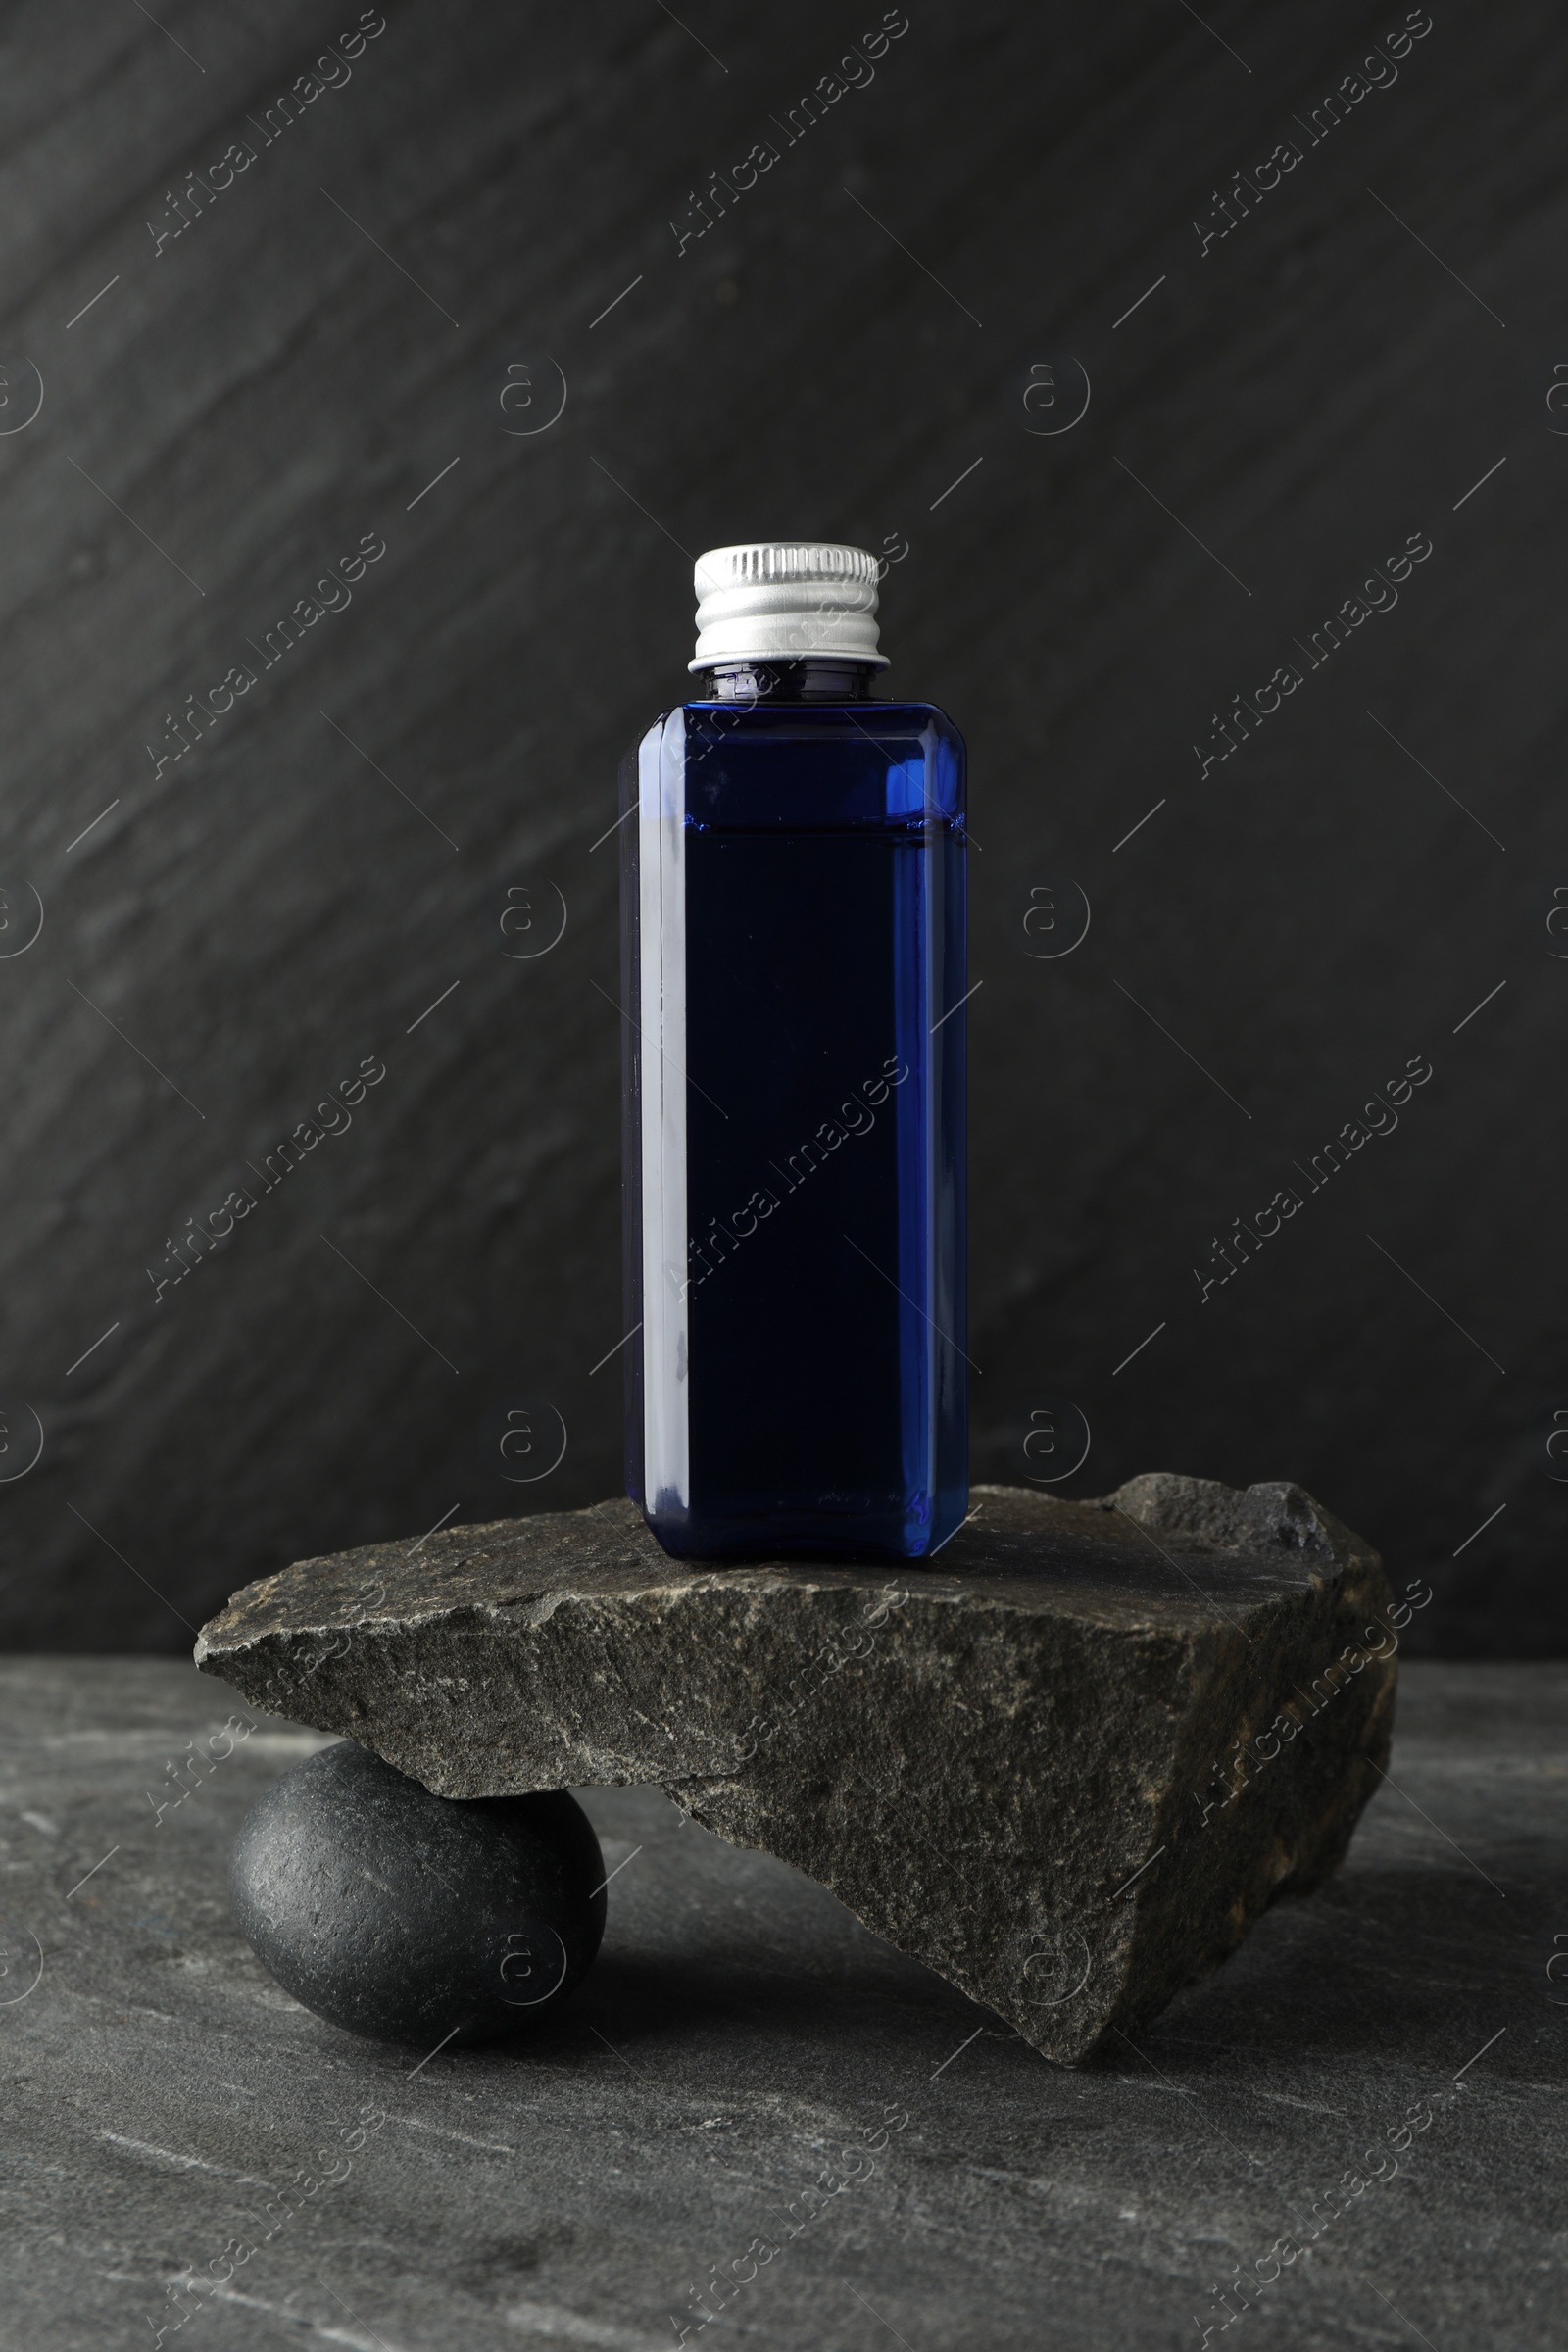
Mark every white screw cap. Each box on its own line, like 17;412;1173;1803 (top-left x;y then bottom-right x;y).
690;542;888;673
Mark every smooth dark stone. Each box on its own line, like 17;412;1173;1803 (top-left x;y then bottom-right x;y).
227;1740;606;2047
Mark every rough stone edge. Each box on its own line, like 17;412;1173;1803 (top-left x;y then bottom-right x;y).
1101;1484;1397;2051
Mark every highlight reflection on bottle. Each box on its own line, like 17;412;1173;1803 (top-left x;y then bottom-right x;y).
619;541;967;1560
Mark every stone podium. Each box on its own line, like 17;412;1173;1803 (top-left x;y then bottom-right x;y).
196;1472;1402;2061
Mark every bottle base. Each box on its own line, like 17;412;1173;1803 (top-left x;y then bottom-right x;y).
637;1492;968;1565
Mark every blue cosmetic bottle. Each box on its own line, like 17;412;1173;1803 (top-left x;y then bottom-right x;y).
619;542;966;1560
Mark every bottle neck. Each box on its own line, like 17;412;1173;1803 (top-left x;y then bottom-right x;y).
695;659;884;703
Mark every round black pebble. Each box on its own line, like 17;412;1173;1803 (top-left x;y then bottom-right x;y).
229;1741;607;2047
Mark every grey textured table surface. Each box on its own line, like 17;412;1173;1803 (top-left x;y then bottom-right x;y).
0;1659;1560;2351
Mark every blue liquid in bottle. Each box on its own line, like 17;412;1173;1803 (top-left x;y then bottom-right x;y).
620;544;966;1560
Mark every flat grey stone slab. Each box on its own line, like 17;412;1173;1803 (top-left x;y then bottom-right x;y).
197;1477;1399;2062
0;1656;1559;2350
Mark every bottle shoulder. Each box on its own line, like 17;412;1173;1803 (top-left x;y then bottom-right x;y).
625;700;964;828
631;700;964;759
680;697;963;743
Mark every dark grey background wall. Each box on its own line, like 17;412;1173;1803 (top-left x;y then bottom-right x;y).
0;0;1559;1655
